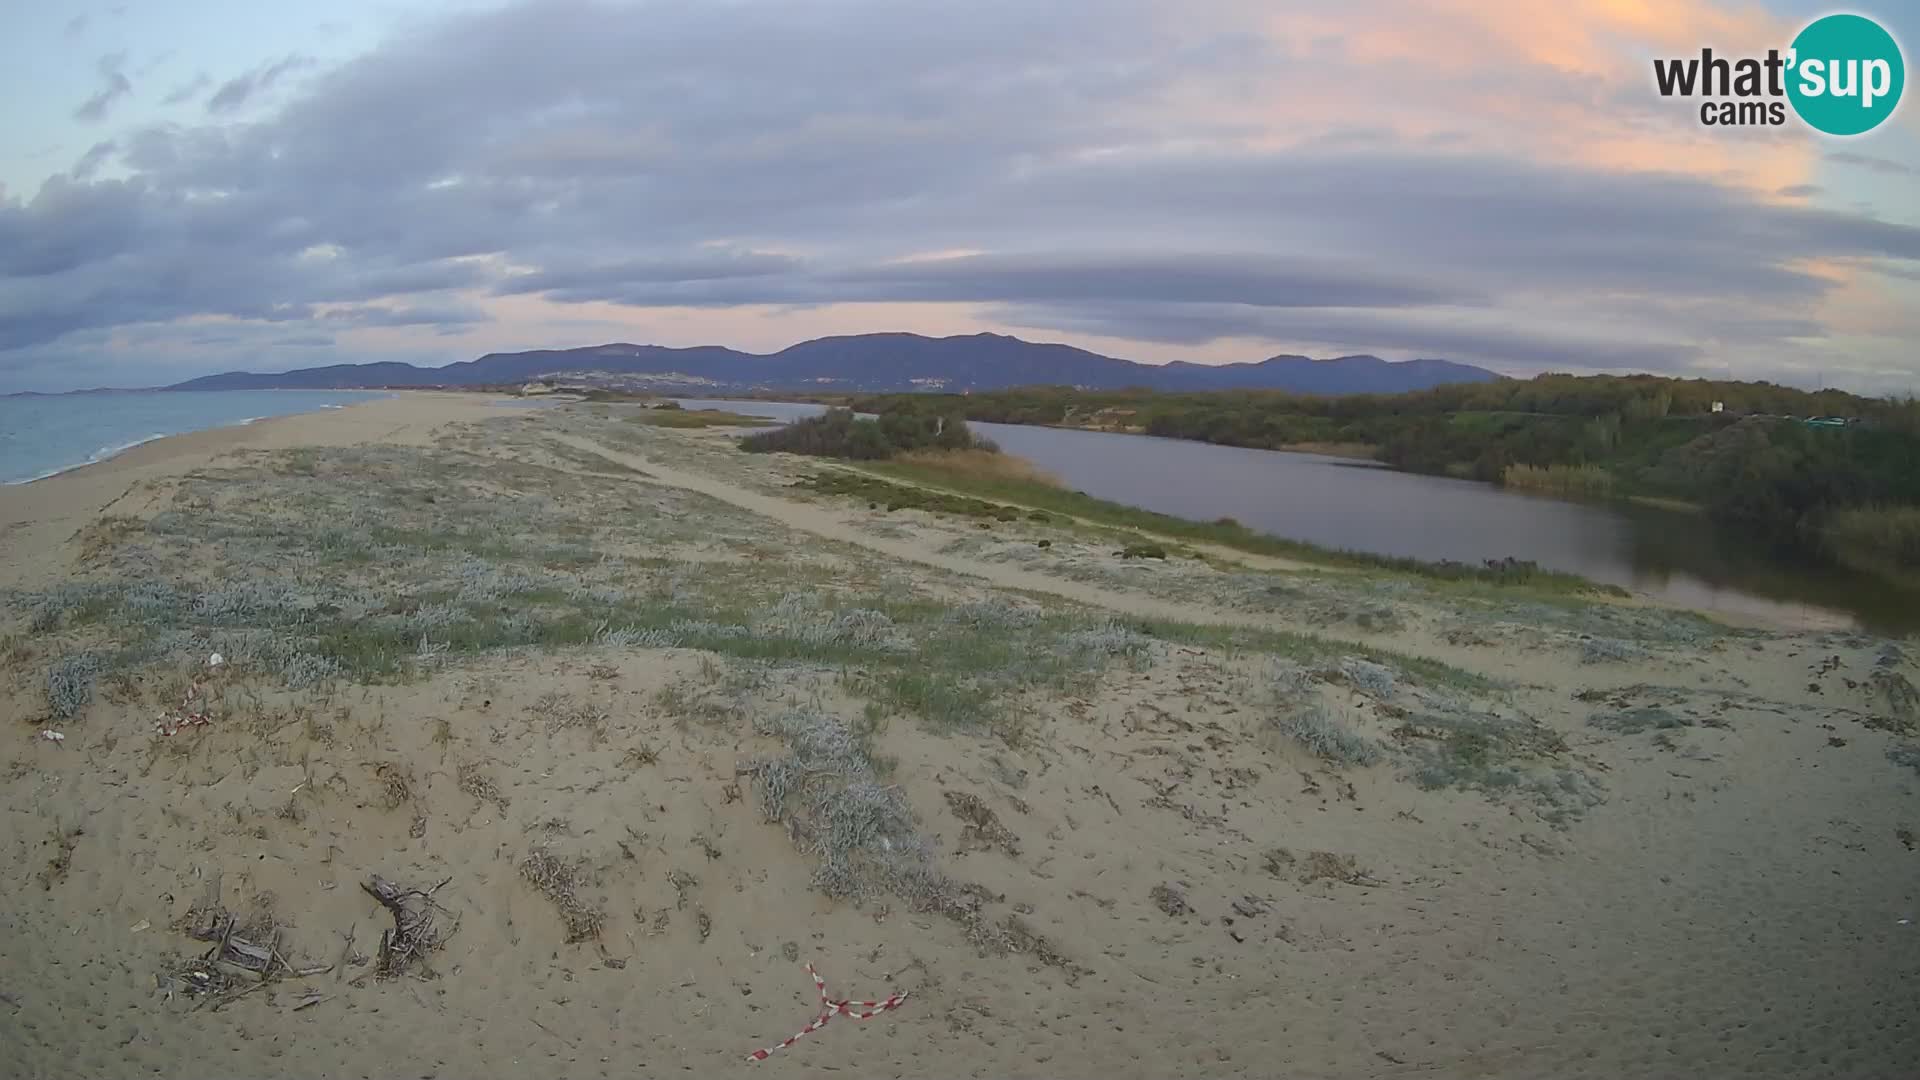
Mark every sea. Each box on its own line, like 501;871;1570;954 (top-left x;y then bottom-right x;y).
0;390;388;485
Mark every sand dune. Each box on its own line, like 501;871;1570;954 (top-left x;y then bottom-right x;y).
2;394;1915;1079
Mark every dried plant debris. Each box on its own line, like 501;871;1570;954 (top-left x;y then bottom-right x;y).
456;761;509;813
532;692;609;739
374;762;415;810
37;826;84;890
1869;670;1919;732
1230;895;1274;918
521;848;607;942
1265;847;1384;888
668;868;699;910
944;791;1020;856
1151;881;1194;917
361;874;456;978
165;890;342;1005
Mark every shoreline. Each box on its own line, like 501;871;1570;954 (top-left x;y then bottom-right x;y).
1;389;394;488
0;392;515;590
7;431;175;487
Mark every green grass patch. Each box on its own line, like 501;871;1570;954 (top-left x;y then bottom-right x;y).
629;408;779;429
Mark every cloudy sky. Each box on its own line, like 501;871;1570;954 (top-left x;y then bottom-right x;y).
3;0;1918;393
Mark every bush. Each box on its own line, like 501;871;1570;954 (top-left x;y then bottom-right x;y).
740;407;990;460
1119;543;1168;560
1824;505;1920;579
1271;704;1381;766
46;652;104;719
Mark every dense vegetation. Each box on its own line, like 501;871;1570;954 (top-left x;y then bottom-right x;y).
850;377;1920;577
740;406;989;459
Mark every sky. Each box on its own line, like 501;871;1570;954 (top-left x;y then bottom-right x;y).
2;0;1918;394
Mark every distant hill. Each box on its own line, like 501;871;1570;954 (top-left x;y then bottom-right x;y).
166;332;1500;395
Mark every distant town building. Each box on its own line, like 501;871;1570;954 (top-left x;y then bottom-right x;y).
1711;401;1724;413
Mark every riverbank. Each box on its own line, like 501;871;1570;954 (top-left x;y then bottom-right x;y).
3;396;1916;1078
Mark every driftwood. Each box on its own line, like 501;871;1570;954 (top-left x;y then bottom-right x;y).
360;875;454;979
172;898;342;1009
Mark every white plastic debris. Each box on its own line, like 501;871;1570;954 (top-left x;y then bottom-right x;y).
39;730;65;742
207;652;225;668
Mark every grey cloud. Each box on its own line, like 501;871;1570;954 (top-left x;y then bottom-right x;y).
6;0;1920;389
70;140;117;181
1827;152;1918;177
498;251;1475;311
1872;264;1920;284
929;152;1920;300
996;300;1706;372
317;301;492;328
65;14;90;39
1778;184;1821;198
830;253;1477;308
208;54;315;113
342;261;498;297
138;51;179;77
494;253;806;297
162;72;212;106
73;52;131;123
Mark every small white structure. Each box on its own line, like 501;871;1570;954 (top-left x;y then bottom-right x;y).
1711;401;1724;413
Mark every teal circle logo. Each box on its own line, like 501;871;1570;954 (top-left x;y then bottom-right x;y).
1787;14;1905;136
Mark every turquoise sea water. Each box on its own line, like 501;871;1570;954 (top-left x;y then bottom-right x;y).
0;390;386;485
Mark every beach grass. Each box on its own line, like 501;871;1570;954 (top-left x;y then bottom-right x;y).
628;408;778;429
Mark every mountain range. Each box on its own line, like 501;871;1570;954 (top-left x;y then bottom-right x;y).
165;333;1500;395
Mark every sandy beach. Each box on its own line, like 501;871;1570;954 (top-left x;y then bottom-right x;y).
2;392;1915;1079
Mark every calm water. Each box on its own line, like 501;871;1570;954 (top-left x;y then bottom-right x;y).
689;400;1920;633
0;390;387;485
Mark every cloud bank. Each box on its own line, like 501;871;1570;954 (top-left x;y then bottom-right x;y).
5;0;1919;392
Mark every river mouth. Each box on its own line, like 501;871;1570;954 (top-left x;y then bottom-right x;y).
673;399;1920;635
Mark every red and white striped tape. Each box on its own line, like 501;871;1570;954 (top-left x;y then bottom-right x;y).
154;677;213;737
745;963;908;1063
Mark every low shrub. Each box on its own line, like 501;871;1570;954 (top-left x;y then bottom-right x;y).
1271;704;1382;766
